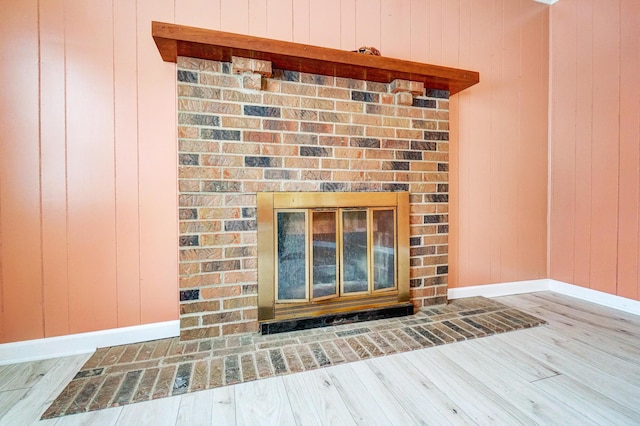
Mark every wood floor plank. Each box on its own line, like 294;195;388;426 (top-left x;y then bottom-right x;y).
367;354;476;424
435;342;601;425
520;305;640;364
496;330;640;414
210;386;236;425
531;291;640;326
0;354;91;425
532;373;640;425
282;368;356;426
529;325;640;377
53;406;122;426
234;377;296;426
404;347;537;425
326;361;418;426
468;332;560;382
0;358;59;392
115;394;181;425
176;388;213;426
0;388;28;419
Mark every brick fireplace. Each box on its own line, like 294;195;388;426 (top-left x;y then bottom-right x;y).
152;22;479;341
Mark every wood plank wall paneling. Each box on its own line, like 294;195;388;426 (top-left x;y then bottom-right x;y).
0;0;43;343
617;0;640;301
65;0;118;333
136;0;178;325
40;0;69;337
0;0;552;344
549;0;640;300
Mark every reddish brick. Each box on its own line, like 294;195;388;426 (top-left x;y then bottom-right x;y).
222;321;259;335
300;122;334;133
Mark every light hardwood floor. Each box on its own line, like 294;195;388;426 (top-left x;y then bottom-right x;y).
2;291;640;425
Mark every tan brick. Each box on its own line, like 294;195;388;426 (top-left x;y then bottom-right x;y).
397;106;423;118
284;157;320;169
252;59;272;77
179;247;223;262
179;273;222;289
221;321;259;335
319;111;350;123
282;108;319;121
438;100;450;110
222;168;263;180
178;56;220;72
335;77;365;90
317;87;350;100
180;300;220;314
350;159;382;170
395;129;423;139
200;74;241;88
365;171;394;181
243;73;262;90
381;94;394;104
300;122;334;133
179;166;223;179
244;130;282;142
378;139;407;150
180;221;222;233
178;126;199;139
422;255;448;266
244;181;282;192
200;101;242;115
333;171;364;181
181;327;220;340
334;147;364;159
180;262;200;275
202;311;242;325
334;125;364;136
222;90;262;103
301;98;335;110
224;270;257;283
364;149;394;159
180;316;199;328
262;120;298;131
336;101;364;112
179;180;200;192
390;79;424;95
366;127;395;138
281;82;316;96
263;93;300;107
223;296;258;310
321;159;350;169
221;116;261;129
352;114;382;126
201;285;242;299
179;140;220;153
263;79;281;92
261;144;298;156
283;182;320;191
243;309;258;321
200;233;241;246
224;193;256;206
231;56;252;73
198;207;240;219
200;154;243;167
221;142;260;155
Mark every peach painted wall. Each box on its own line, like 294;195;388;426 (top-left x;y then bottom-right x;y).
0;0;550;344
549;0;640;301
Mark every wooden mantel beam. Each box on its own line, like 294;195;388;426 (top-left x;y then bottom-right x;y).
152;21;479;95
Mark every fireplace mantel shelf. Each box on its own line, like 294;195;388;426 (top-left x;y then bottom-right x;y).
152;21;479;95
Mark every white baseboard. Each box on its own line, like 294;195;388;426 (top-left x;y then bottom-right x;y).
0;320;179;366
548;279;640;317
449;278;640;318
447;279;550;299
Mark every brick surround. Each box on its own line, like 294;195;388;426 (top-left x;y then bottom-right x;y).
177;56;450;341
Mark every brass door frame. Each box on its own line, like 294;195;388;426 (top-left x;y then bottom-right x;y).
257;192;410;322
